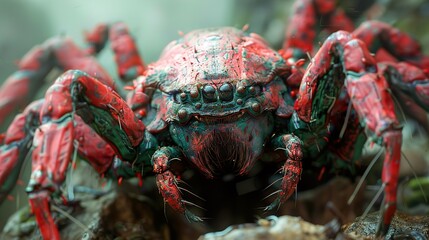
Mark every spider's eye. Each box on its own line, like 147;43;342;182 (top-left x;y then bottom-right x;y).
219;83;233;101
249;84;262;95
174;92;187;103
202;85;217;102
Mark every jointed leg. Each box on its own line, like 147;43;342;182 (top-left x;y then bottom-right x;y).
353;20;429;72
0;46;53;126
84;23;109;55
343;40;402;236
74;116;117;175
265;134;303;210
0;99;43;204
293;31;402;237
0;24;115;126
353;20;429;130
281;0;354;60
0;21;145;127
380;62;429;112
25;70;149;239
152;146;202;222
27;99;76;240
109;22;146;82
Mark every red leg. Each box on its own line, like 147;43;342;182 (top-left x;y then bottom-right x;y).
152;146;202;222
281;0;354;60
265;134;303;210
353;20;429;73
343;40;402;236
292;31;402;237
0;22;147;126
84;23;109;55
0;46;52;126
0;26;115;126
66;70;145;157
109;22;146;82
0;98;115;238
27;116;75;240
325;7;354;34
28;191;60;240
74;116;116;174
0;99;43;203
381;62;429;111
24;70;148;239
377;62;429;132
25;101;141;240
75;114;153;181
75;114;150;179
351;24;429;228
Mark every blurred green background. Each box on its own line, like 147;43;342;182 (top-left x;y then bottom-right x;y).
0;0;428;233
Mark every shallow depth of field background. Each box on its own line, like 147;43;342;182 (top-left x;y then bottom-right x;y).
0;0;428;232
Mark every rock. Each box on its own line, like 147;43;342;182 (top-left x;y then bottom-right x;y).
198;215;372;240
344;211;429;239
199;216;330;240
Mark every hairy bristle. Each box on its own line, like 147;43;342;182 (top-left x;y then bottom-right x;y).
193;130;253;177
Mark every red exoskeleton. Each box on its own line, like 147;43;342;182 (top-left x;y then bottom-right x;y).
1;0;429;239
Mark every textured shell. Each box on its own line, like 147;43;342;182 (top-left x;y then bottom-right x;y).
145;27;286;92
